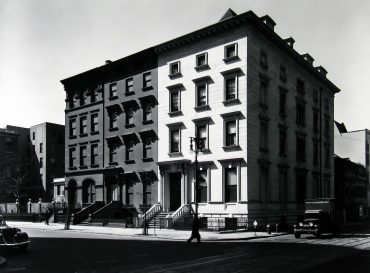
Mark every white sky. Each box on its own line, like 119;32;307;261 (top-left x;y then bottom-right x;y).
0;0;369;131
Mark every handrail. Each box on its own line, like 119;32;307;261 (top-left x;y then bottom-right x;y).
142;203;162;221
171;204;193;220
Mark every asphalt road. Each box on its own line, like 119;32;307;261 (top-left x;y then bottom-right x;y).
1;225;370;273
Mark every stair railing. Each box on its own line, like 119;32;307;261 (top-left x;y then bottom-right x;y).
142;203;162;222
171;204;193;223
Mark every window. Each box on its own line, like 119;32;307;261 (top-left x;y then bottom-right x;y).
225;77;237;101
126;78;134;94
197;168;207;203
260;51;268;68
169;61;180;76
296;102;305;126
90;89;98;103
39;143;43;153
143;138;152;159
143;72;152;89
225;120;237;146
40;157;43;168
279;92;286;116
313;110;319;133
109;146;117;164
69;147;76;168
80;92;87;106
91;144;98;166
170;128;180;153
313;89;318;102
143;181;151;205
279;129;286;156
69;94;77;108
225;167;237;203
125;108;134;126
109;112;118;129
224;43;238;59
196;83;208;107
196;124;208;150
69;119;76;137
109;83;117;98
126;182;133;205
296;135;306;162
297;78;305;94
280;65;286;81
260;78;268;108
260;121;268;152
83;181;95;204
32;132;35;140
313;140;319;165
143;104;152;122
196;53;208;68
80;146;87;167
170;89;180;113
125;140;134;161
91;113;99;133
80;116;87;135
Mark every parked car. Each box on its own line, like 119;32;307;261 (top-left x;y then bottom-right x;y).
0;216;30;250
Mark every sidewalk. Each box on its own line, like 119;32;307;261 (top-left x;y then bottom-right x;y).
6;221;287;242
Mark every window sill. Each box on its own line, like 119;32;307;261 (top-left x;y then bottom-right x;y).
79;166;88;170
194;64;210;72
108;162;118;166
90;131;100;135
79;133;88;137
223;98;240;106
69;135;77;139
68;167;78;171
109;96;119;101
194;105;210;112
109;127;119;132
142;120;153;125
223;56;240;63
168;72;182;79
222;145;241;151
168;152;183;158
142;86;153;92
142;157;154;162
125;91;135;96
125;160;135;164
90;164;99;168
168;111;183;117
125;124;135;129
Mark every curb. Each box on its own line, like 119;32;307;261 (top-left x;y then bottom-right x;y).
0;256;7;268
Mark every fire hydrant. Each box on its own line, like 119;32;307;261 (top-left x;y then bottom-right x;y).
266;224;271;234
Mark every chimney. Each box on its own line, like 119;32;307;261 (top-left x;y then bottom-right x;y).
284;37;295;48
105;60;112;65
260;15;276;31
315;66;328;77
301;53;314;65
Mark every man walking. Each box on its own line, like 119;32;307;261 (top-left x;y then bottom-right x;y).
187;215;201;244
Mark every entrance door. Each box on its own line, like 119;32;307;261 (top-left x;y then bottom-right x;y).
169;172;181;211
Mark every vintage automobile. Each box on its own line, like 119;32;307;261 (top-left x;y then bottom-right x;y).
294;210;340;238
0;216;30;250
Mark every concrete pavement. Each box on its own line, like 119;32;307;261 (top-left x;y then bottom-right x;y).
6;221;286;241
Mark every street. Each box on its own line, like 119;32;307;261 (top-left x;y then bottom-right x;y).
0;224;369;273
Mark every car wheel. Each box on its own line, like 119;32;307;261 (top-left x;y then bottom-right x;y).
294;233;301;238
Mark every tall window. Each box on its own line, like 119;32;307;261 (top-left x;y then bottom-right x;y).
170;90;180;112
40;157;43;168
109;146;117;163
126;182;133;205
170;128;180;153
279;129;286;156
280;65;286;81
313;140;319;165
196;124;208;150
296;102;305;126
296;135;306;162
69;147;76;168
225;167;237;203
224;43;237;59
169;61;180;76
125;140;134;161
196;83;207;107
80;146;87;167
260;79;268;108
197;169;207;203
143;138;152;159
279;92;286;116
109;83;117;98
260;121;268;151
32;132;35;140
91;144;98;166
143;181;151;205
125;108;134;126
196;53;207;67
109;112;118;129
225;120;237;146
91;113;99;133
126;78;134;94
69;119;76;137
297;78;305;94
143;72;152;88
143;104;152;122
80;92;87;106
260;50;268;68
225;77;236;101
80;116;87;134
40;143;43;153
90;89;98;103
313;110;319;132
83;181;95;204
69;94;76;108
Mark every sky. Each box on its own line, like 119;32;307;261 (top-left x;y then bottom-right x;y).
0;0;369;131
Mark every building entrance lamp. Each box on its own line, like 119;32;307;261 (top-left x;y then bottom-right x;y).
253;220;258;236
189;136;206;218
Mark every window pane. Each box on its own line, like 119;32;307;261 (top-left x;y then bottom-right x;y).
170;92;179;112
197;85;207;106
171;130;180;152
225;78;236;100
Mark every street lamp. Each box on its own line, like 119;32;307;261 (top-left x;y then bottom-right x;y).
253;220;258;236
189;136;206;218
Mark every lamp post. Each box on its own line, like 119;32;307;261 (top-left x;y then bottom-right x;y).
189;136;206;218
253;220;258;236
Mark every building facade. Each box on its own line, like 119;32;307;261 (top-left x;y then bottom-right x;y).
61;49;158;214
30;122;65;201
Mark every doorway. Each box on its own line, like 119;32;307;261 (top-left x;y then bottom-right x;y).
169;172;181;211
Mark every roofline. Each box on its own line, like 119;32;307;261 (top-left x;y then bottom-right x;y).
30;122;65;128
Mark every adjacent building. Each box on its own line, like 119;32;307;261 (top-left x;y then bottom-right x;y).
61;9;340;226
